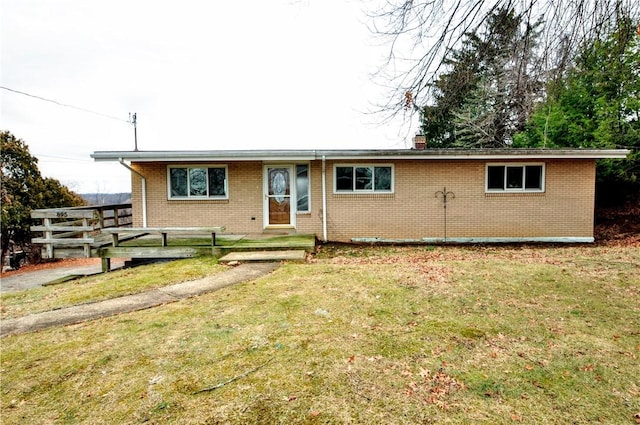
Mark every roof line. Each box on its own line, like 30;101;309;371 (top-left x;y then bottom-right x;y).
91;148;630;162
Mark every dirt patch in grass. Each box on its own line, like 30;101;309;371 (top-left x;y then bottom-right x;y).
1;245;639;424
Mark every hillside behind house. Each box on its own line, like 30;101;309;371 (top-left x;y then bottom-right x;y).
80;193;131;205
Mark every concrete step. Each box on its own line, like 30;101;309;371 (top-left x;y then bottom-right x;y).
218;249;307;263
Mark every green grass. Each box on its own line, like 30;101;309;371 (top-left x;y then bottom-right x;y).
1;244;639;424
0;257;225;319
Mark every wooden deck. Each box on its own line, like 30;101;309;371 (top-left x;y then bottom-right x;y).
30;204;316;272
101;226;225;248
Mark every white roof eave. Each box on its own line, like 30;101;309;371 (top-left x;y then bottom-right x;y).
90;148;631;162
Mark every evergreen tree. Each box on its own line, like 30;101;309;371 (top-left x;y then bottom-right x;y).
514;16;639;184
370;0;638;118
420;8;543;147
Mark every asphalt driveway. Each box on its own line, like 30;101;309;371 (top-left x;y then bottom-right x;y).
0;259;126;293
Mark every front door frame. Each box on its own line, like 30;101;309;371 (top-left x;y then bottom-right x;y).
263;164;296;229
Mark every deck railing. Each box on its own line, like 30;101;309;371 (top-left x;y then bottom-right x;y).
30;203;132;258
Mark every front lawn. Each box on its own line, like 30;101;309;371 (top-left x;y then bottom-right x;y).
1;244;638;424
0;257;225;319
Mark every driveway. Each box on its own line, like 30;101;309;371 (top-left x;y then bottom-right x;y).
0;259;126;293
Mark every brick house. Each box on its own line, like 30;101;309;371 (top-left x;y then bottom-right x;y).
91;144;628;243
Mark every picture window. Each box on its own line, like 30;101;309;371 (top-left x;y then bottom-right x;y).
335;165;393;193
168;166;228;199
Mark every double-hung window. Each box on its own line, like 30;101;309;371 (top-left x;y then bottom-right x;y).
335;165;393;193
168;166;228;199
486;164;544;192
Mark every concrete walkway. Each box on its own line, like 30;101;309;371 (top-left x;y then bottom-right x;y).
1;262;278;338
218;249;307;263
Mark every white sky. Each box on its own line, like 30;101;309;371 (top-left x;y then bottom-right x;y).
1;0;418;194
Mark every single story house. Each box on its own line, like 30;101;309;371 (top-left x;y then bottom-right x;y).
91;141;629;243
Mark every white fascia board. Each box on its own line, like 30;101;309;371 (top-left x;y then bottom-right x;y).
91;149;630;162
321;150;630;160
91;151;317;162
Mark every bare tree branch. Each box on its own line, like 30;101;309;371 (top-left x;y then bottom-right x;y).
367;0;640;120
193;357;274;394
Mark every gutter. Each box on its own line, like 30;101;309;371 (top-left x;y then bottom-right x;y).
118;159;147;227
91;148;631;162
321;155;327;242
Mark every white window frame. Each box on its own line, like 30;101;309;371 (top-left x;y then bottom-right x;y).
333;164;395;193
485;163;545;193
167;164;229;200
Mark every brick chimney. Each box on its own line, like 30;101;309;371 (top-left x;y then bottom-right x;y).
413;133;427;150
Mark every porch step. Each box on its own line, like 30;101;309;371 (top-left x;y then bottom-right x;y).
218;249;307;263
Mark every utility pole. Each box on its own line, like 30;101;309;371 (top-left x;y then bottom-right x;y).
130;112;138;151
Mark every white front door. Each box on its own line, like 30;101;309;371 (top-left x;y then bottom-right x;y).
264;165;295;227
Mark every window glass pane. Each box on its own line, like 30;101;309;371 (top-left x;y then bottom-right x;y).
487;166;505;190
269;168;290;198
296;164;309;211
506;166;523;189
170;168;188;197
208;167;226;196
374;167;392;191
189;168;207;196
336;167;353;191
525;165;543;190
355;167;373;190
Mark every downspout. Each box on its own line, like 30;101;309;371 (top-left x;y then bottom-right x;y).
118;158;147;227
321;155;327;242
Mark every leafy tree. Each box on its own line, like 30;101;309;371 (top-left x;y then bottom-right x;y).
1;131;85;266
514;16;639;186
420;7;543;147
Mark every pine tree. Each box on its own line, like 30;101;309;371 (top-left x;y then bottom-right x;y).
420;7;543;147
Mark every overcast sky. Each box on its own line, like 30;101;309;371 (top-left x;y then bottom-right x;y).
1;0;418;194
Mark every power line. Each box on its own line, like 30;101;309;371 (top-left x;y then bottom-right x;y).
1;86;129;123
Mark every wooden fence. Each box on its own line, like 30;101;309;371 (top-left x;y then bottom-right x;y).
30;204;132;258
